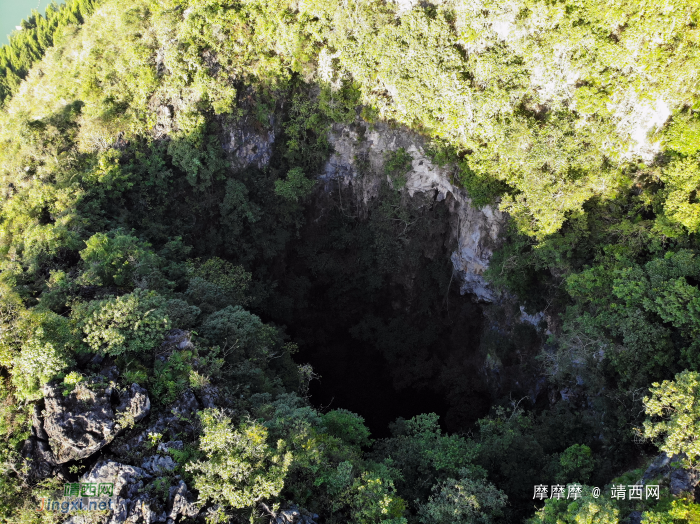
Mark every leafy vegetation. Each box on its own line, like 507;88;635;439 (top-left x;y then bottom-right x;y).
0;0;99;106
0;0;699;523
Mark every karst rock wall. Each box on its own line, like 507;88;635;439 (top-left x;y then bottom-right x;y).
320;120;506;302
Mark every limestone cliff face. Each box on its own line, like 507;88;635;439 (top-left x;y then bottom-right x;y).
320;120;507;302
217;113;507;301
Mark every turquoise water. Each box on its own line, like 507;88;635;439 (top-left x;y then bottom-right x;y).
1;0;64;44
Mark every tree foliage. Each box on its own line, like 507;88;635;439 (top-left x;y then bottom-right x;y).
642;370;700;468
186;408;292;511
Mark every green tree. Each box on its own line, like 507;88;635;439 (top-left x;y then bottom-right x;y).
559;445;595;485
274;167;316;202
11;310;75;401
343;471;407;524
418;471;507;524
185;408;292;512
73;288;170;356
642;370;700;468
373;413;481;508
199;305;279;361
79;230;169;290
529;491;619;524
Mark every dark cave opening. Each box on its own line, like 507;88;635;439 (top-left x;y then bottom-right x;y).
274;184;494;438
296;329;451;439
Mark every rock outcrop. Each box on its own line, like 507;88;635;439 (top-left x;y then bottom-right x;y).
65;459;200;524
222;116;276;171
22;374;150;478
640;453;700;498
263;503;319;524
44;381;150;464
321;120;506;302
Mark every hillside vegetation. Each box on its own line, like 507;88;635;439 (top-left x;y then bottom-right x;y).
1;0;700;523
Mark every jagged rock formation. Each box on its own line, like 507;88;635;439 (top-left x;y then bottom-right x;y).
219;112;507;302
44;380;150;464
640;453;700;497
63;460;200;524
263;504;319;524
321;120;507;302
22;373;150;480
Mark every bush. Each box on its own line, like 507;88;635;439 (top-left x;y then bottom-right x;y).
165;299;201;329
199;305;279;360
11;310;75;401
418;471;507;524
185;409;292;512
274;167;316;202
73;288;170;356
79;230;170;290
322;409;372;449
642;370;700;468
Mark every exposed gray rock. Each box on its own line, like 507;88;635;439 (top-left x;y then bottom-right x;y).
79;460;184;524
83;460;152;502
642;453;677;483
222;117;275;170
161;329;194;352
168;480;199;521
156;330;194;364
640;452;700;497
21;404;58;480
321;120;507;302
671;466;700;496
265;504;318;524
115;384;151;425
197;384;220;408
63;516;96;524
628;511;643;524
41;380;149;464
111;390;200;461
126;494;163;524
157;440;184;454
142;454;177;474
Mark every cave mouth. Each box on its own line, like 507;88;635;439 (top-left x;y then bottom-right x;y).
293;285;484;439
271;183;491;437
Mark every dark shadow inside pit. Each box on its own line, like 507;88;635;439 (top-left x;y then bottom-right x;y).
272;182;492;437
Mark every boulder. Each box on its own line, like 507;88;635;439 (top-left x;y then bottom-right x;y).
21;404;58;480
79;461;200;524
628;511;643;524
83;460;152;502
641;452;677;483
168;480;199;522
82;460;164;524
111;390;200;462
640;452;700;498
671;467;700;496
157;440;184;454
265;504;318;524
41;380;149;464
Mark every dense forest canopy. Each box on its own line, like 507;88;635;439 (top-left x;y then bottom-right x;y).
0;0;700;523
0;0;99;105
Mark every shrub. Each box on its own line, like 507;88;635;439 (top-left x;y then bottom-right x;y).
11;310;75;401
418;471;507;524
322;409;372;448
79;230;170;290
74;288;170;356
642;370;700;468
199;305;279;360
274;167;316;202
185;409;292;511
